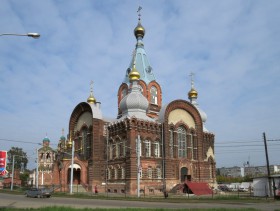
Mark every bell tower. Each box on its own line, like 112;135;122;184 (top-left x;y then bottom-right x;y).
117;7;162;119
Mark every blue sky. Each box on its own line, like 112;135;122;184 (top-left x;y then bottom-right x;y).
0;0;279;169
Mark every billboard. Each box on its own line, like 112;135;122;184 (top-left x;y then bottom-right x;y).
0;151;8;176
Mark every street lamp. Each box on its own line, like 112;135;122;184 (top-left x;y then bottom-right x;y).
0;33;40;39
70;140;74;194
136;135;141;198
36;148;39;189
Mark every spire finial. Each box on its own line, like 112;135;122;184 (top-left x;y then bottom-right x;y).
87;80;96;104
137;6;142;21
188;72;198;100
62;128;64;136
134;6;145;39
90;80;94;94
189;72;195;88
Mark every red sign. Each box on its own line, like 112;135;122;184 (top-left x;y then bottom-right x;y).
0;151;8;176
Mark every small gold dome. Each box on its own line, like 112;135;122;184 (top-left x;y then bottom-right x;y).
134;22;145;38
87;94;96;104
129;66;140;81
188;88;198;99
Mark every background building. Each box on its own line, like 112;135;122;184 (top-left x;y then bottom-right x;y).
218;165;280;178
37;136;56;186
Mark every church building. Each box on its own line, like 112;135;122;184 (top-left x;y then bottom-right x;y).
52;12;216;195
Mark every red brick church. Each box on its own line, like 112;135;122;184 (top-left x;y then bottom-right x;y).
50;12;216;195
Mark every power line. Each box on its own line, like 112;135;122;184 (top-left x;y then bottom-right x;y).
0;138;41;145
267;139;280;142
0;138;57;146
216;143;280;148
216;140;262;144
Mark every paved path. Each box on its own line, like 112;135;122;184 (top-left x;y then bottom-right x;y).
0;193;279;210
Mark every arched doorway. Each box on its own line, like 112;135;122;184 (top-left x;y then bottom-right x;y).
67;164;81;184
181;167;190;182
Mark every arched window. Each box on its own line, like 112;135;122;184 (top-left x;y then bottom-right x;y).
169;130;174;158
177;127;187;158
150;86;158;104
82;127;88;156
147;166;152;179
154;141;160;157
143;140;151;157
187;133;193;160
156;167;162;179
107;168;111;180
121;167;125;179
115;143;120;158
193;134;198;160
122;140;127;157
114;167;118;179
109;144;113;160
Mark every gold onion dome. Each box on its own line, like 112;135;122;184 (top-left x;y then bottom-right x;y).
129;66;140;81
134;21;145;38
188;88;198;99
87;81;96;104
87;94;96;104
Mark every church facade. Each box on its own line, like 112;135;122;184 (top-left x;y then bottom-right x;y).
51;15;216;195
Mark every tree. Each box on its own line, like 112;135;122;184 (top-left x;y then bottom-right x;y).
7;147;28;171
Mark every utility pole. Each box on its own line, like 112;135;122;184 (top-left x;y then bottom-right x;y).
263;132;275;198
106;125;109;197
11;155;15;190
161;123;166;197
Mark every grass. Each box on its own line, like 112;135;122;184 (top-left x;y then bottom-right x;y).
0;207;260;211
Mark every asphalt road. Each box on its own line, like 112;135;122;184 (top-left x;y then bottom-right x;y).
0;192;279;210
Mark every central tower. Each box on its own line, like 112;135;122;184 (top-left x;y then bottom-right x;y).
117;8;162;119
